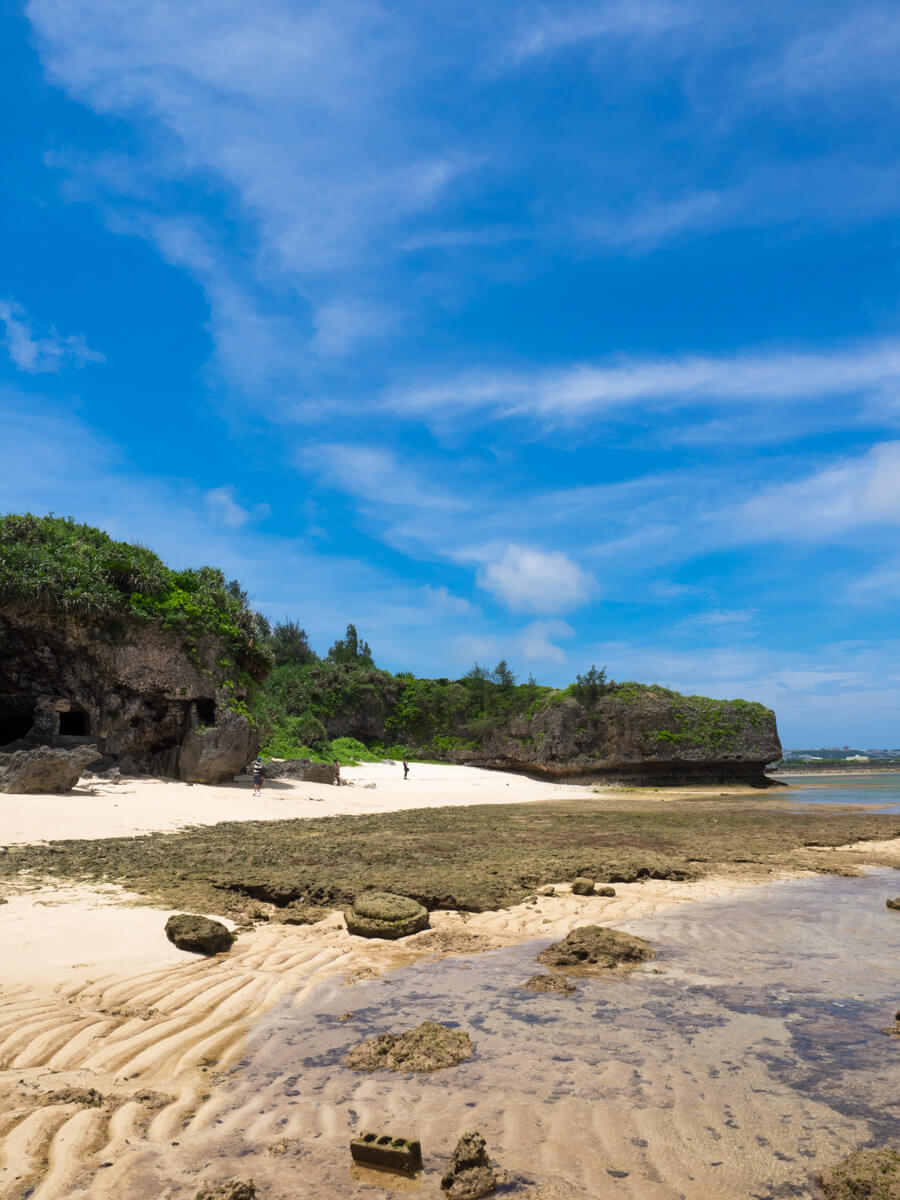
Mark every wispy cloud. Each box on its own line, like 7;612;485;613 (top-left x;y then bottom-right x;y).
0;300;104;374
387;339;900;427
519;618;575;663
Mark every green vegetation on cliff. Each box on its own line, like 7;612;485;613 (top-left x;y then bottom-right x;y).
0;514;271;679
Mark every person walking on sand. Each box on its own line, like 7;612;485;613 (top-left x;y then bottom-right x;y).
334;758;341;786
402;757;409;780
252;757;264;795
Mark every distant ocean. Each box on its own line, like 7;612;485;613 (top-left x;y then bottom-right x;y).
780;771;900;814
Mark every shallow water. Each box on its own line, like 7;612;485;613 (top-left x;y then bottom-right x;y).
781;772;900;813
151;868;900;1200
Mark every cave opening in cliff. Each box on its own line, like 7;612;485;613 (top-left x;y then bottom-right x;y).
195;698;217;726
0;699;34;745
59;709;90;736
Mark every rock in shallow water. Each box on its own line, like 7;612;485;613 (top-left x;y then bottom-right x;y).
441;1132;498;1199
165;914;234;955
346;1020;473;1072
886;897;900;911
536;925;654;971
818;1146;900;1200
571;877;595;895
523;974;576;995
344;891;430;939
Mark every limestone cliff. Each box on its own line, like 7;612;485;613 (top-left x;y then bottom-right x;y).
0;608;259;783
454;683;781;785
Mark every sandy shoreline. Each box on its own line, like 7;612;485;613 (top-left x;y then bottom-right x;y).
0;764;897;1198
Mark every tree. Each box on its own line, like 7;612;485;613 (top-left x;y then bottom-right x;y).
570;665;610;705
492;659;516;689
327;622;374;666
270;619;317;668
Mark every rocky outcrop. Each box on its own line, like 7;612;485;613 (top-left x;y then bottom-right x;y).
0;608;260;783
817;1147;900;1200
344;892;430;939
454;684;782;786
164;914;235;955
0;744;101;793
536;925;654;971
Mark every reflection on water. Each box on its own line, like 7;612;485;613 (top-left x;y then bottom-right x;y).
171;869;900;1200
780;772;900;813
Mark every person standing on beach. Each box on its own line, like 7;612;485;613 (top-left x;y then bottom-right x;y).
334;758;341;786
252;758;264;794
402;757;409;780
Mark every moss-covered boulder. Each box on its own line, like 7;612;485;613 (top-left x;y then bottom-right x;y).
346;1021;473;1072
571;877;595;895
536;925;654;972
818;1147;900;1200
344;891;429;939
165;913;234;955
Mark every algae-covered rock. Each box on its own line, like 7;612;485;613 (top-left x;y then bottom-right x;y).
818;1147;900;1200
346;1020;473;1072
571;877;595;896
523;974;576;996
278;903;331;926
165;913;234;955
344;891;429;939
886;898;900;911
596;886;616;897
441;1132;497;1199
195;1181;256;1200
536;925;654;972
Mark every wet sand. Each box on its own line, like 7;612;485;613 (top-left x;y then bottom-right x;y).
10;868;892;1200
0;765;898;1198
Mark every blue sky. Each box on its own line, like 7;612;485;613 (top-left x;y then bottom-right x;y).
3;0;900;746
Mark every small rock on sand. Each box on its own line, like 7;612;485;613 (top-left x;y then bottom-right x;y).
571;877;595;896
165;914;234;955
536;925;654;972
818;1146;900;1200
344;892;430;939
346;1020;473;1072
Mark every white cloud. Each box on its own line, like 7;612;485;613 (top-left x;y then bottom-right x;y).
519;619;574;663
472;543;596;614
0;300;104;374
204;485;258;529
388;339;900;425
741;441;900;539
507;0;692;62
678;608;757;630
298;442;467;514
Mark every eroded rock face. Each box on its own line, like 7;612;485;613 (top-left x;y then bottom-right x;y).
536;925;654;972
0;609;260;782
346;1021;473;1073
344;892;430;939
165;914;234;955
818;1147;900;1200
454;687;782;786
0;744;101;793
441;1132;498;1200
